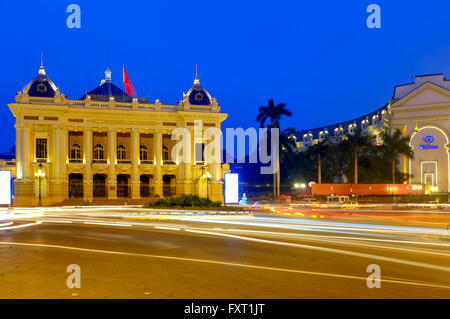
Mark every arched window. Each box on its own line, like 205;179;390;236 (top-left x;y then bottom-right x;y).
70;144;81;159
140;145;148;161
93;144;104;160
117;145;126;160
163;146;169;161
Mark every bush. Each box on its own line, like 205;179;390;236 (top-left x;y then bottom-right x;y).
144;194;223;208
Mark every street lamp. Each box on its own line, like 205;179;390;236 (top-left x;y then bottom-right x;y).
201;167;212;200
35;163;45;206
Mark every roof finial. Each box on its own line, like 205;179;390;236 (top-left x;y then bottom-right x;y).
39;52;46;76
194;64;200;86
104;67;112;83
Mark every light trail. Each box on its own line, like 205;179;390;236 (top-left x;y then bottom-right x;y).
0;221;42;230
0;240;449;290
184;229;450;273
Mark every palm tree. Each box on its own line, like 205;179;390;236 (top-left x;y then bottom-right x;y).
256;99;292;197
256;99;292;128
342;128;374;184
308;139;330;184
382;129;414;183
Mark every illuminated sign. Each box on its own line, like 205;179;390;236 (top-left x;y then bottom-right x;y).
420;144;438;150
0;171;11;205
224;173;239;204
420;135;438;150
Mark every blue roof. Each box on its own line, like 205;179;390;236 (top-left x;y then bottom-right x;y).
81;82;132;102
27;74;56;97
187;83;211;105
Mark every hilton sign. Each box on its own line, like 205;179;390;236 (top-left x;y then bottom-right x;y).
420;135;438;150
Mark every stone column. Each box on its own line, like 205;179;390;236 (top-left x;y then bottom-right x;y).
22;125;31;181
52;125;61;180
131;129;141;199
60;128;68;199
84;127;93;202
154;130;163;197
15;124;23;180
108;128;117;199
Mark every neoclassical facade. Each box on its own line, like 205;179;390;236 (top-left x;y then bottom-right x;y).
295;74;450;194
8;64;229;206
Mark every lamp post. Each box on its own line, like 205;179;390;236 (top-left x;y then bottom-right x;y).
201;166;212;200
34;163;45;206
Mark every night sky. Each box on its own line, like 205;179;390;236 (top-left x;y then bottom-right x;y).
1;0;450;153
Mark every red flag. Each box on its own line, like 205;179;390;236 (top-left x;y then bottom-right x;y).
123;65;137;97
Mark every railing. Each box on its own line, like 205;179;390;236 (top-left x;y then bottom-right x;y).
140;160;154;165
163;185;177;197
69;159;83;164
140;185;155;198
117;160;132;164
93;159;107;164
117;185;132;198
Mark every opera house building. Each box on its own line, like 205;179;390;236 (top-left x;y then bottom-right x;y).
7;63;229;206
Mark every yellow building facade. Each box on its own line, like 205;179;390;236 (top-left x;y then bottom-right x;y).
8;64;229;206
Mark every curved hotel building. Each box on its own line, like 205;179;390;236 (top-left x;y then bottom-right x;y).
295;74;450;195
8;64;229;206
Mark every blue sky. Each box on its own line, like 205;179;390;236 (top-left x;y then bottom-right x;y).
1;0;450;153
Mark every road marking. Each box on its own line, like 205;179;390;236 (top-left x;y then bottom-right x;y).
0;222;13;227
40;219;73;224
0;221;42;230
84;222;132;227
0;240;449;290
154;226;180;231
184;229;450;273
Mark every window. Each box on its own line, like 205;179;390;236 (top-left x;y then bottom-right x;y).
163;146;169;161
140;145;148;161
70;144;82;159
93;144;104;160
36;138;48;159
117;145;126;160
195;143;204;163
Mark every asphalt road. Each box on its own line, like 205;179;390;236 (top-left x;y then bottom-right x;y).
0;206;449;298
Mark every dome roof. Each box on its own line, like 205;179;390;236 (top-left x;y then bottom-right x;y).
185;77;212;105
80;67;132;102
25;65;57;97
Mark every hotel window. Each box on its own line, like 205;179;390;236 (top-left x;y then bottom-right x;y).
140;145;148;161
36;138;48;160
195;143;205;164
70;144;82;159
372;115;379;125
93;144;104;160
163;146;169;161
361;119;369;130
117;145;126;160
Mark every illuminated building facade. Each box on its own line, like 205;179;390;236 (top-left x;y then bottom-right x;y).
296;74;450;194
8;64;229;206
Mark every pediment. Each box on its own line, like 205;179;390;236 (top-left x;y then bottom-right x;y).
392;82;450;107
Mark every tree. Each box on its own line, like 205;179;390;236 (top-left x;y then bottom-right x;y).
256;99;292;128
342;128;374;184
256;99;292;197
381;129;414;183
307;139;330;184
